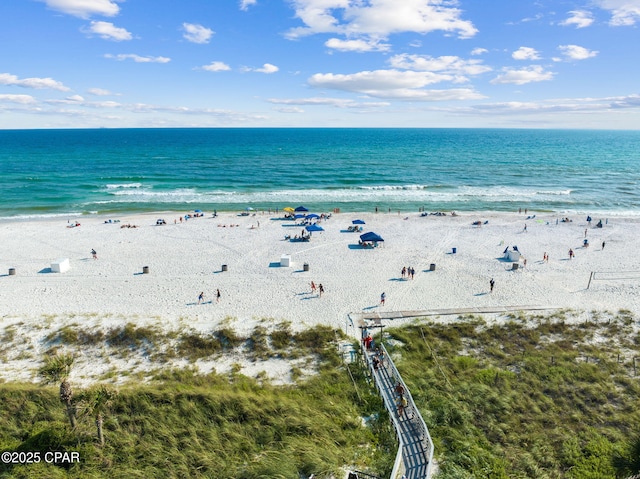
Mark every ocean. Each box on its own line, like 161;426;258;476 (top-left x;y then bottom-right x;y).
1;128;639;219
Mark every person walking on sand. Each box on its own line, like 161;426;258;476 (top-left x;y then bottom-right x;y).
401;266;406;279
198;292;204;304
216;289;221;303
311;281;317;294
91;248;97;260
602;241;606;250
489;278;495;293
318;283;324;297
380;292;386;306
569;248;574;259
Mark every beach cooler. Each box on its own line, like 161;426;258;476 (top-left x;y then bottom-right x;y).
51;258;70;273
280;254;291;267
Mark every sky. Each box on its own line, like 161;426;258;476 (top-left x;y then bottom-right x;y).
1;0;640;129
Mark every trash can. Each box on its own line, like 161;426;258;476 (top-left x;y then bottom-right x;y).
8;268;16;276
430;263;436;271
142;266;150;274
512;263;519;270
303;263;309;272
222;264;228;272
452;247;457;254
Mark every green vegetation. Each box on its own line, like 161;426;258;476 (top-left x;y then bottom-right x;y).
385;310;640;479
0;326;394;479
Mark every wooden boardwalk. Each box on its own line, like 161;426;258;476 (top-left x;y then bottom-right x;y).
363;344;434;479
356;306;558;479
353;305;555;324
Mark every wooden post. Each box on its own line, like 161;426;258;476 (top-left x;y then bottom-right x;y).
587;271;594;289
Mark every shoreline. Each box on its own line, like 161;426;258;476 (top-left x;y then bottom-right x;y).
3;207;640;223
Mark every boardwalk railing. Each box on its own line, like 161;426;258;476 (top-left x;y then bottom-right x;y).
361;342;434;479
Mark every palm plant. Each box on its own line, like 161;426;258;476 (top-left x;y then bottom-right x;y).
613;434;640;478
84;385;118;446
38;352;77;429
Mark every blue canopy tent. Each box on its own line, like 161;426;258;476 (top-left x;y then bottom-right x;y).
305;224;324;232
306;213;320;219
352;219;366;225
360;232;384;242
295;206;309;212
294;213;306;219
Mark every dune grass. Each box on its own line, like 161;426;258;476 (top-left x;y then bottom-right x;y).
0;325;394;479
385;310;640;479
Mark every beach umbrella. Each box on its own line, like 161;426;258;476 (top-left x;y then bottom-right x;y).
294;214;306;219
352;219;365;225
283;207;295;212
245;207;254;211
306;213;320;219
360;232;384;242
306;224;324;232
295;206;309;212
194;209;202;213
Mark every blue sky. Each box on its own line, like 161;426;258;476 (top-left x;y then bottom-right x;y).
1;0;639;129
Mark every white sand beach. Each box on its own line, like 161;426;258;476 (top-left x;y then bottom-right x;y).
1;210;640;383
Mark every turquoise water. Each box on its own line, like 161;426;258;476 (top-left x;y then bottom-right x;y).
1;128;639;218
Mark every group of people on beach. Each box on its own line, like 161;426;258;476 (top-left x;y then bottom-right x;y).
310;281;324;297
197;289;221;305
401;266;415;280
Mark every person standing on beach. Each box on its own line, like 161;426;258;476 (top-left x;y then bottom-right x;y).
198;292;204;304
401;267;406;279
380;292;386;305
489;278;495;293
318;283;324;297
91;249;97;260
602;241;606;250
216;289;221;303
311;281;317;294
569;248;574;259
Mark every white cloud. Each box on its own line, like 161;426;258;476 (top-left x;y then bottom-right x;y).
182;23;214;44
286;0;477;40
87;87;113;96
0;73;70;91
558;44;598;60
389;54;492;77
84;21;132;41
491;66;554;85
268;97;391;110
104;54;171;63
560;10;595;28
246;63;279;73
593;0;640;25
308;69;485;100
0;94;37;104
40;0;120;19
471;47;487;55
45;96;122;107
471;94;640;114
240;0;257;11
200;61;231;72
274;106;305;113
325;38;391;52
512;47;540;60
